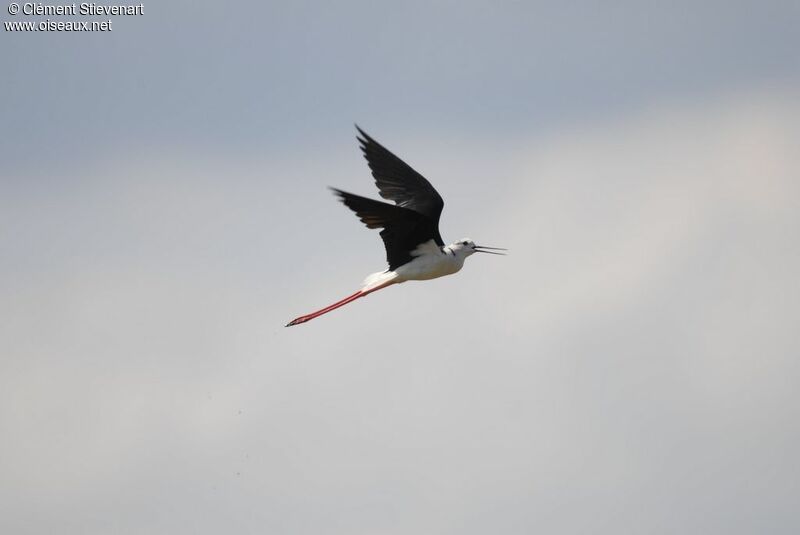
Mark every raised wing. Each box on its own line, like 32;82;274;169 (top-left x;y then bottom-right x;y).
356;126;445;226
331;188;441;270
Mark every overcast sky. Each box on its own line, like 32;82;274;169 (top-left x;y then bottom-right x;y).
2;2;799;534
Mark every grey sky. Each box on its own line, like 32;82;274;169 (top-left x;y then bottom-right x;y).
2;2;799;534
3;1;798;168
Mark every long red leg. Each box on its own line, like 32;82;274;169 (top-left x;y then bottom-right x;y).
285;281;396;327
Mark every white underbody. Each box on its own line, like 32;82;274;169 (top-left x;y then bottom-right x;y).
361;239;465;291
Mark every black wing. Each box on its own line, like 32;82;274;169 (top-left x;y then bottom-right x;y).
331;188;441;270
355;126;445;241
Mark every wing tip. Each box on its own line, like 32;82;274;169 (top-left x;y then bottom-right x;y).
354;124;374;151
328;186;346;199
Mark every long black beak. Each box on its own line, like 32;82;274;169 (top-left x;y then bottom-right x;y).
474;245;507;256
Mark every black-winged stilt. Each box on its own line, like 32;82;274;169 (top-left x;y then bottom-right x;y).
286;126;505;326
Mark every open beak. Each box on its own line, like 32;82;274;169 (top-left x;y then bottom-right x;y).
473;245;507;256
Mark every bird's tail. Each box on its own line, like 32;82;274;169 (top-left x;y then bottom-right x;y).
285;272;398;327
361;270;398;291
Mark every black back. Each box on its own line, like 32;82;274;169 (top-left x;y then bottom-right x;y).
332;188;442;270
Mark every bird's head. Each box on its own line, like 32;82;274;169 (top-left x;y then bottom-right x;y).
449;238;507;259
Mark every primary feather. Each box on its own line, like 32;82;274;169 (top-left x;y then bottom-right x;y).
355;126;445;245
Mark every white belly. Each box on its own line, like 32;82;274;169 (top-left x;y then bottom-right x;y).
394;242;464;282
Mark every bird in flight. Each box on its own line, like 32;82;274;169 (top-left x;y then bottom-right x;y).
286;126;505;326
